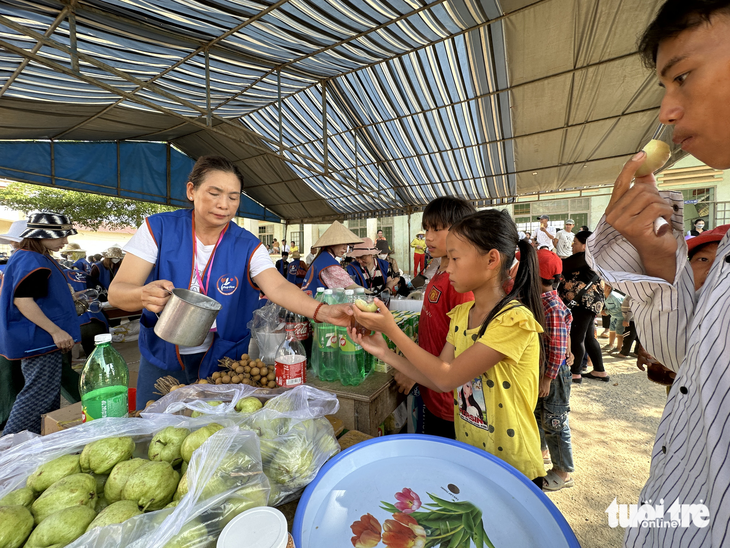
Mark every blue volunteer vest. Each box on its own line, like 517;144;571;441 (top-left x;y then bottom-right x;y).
0;250;80;359
301;251;340;295
346;258;390;289
286;259;303;285
139;210;261;378
92;262;115;290
63;268;109;328
73;257;92;274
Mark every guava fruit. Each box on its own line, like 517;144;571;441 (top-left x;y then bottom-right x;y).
180;424;224;463
148;427;189;466
86;500;142;532
636;139;671;177
0;487;35;509
191;401;223;418
354;298;378;312
0;505;34;548
25;505;96;548
104;458;148;503
122;461;179;511
31;473;96;524
235;397;263;414
80;437;135;475
27;454;81;494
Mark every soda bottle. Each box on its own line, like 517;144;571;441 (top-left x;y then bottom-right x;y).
339;289;366;386
308;288;325;378
79;333;129;421
317;289;340;382
354;288;374;376
274;313;307;387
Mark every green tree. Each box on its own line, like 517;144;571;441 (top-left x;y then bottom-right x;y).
0;182;178;231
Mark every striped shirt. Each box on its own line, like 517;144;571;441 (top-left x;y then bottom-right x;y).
586;191;730;547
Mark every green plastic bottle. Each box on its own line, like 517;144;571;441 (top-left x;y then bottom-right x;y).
79;333;129;421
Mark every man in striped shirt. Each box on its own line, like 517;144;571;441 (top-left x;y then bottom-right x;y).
585;2;730;546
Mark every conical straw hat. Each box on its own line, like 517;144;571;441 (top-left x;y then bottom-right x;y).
313;221;364;248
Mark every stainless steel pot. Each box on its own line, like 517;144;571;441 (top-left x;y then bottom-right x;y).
154;288;222;347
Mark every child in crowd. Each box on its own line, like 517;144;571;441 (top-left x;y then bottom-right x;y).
389;197;476;439
601;283;624;353
534;249;574;491
352;209;547;487
617;295;639;358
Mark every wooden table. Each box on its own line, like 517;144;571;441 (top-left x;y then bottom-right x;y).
308;372;406;437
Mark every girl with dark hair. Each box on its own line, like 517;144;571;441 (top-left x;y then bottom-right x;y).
351;209;547;486
109;156;352;409
0;212;80;434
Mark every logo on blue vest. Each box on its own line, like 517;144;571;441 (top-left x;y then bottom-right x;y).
216;275;239;296
65;270;86;284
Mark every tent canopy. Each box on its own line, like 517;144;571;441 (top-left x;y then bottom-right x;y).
0;0;681;223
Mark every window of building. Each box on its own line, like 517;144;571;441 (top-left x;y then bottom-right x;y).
377;216;393;246
513;203;531;216
346;218;368;238
258;224;274;247
288;224;304;251
682;188;714;232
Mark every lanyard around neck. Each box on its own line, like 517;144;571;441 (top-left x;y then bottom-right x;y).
192;213;227;296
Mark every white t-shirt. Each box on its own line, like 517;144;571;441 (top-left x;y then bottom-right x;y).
124;222;274;355
536;226;556;250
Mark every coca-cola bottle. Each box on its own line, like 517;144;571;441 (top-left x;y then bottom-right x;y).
294;313;310;342
274;312;307;387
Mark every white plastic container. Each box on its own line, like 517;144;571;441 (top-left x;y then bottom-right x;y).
218;507;293;548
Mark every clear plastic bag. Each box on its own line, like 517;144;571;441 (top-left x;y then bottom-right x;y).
247;301;287;363
0;415;270;548
143;384;341;505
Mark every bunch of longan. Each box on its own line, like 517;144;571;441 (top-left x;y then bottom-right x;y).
211;353;277;388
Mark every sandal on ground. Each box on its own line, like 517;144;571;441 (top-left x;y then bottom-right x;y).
571;376;582;384
582;371;610;382
602;344;614;351
543;470;574;491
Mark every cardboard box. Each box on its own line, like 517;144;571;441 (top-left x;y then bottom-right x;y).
42;402;83;435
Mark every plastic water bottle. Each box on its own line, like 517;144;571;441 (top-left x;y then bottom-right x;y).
339;289;366;386
317;289;340;382
308;288;325;378
274;313;307;387
79;334;129;421
354;288;374;376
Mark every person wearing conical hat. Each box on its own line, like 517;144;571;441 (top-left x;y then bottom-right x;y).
302;221;364;294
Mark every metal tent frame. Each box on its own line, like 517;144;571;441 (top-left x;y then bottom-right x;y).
0;0;681;223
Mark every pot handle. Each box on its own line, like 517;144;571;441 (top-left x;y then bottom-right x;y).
154;289;174;318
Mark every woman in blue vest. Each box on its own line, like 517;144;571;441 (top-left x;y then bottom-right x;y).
108;156;351;409
345;237;399;295
286;251;306;287
0;212;80;435
89;245;123;296
301;221;364;295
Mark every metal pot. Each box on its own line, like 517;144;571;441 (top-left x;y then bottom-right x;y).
154;288;222;347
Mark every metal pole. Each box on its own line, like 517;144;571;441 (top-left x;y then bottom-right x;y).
322;80;328;174
277;68;283;152
205;48;211;126
407;208;411;276
68;11;78;72
50;140;55;186
166;142;171;204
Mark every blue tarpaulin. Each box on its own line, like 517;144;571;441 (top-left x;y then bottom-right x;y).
0;141;281;222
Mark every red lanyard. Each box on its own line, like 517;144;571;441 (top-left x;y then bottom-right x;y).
191;214;227;296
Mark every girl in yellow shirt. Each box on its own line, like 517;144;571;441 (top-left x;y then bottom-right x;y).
352;210;547;487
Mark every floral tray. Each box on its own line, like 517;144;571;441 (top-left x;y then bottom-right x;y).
293;435;579;548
